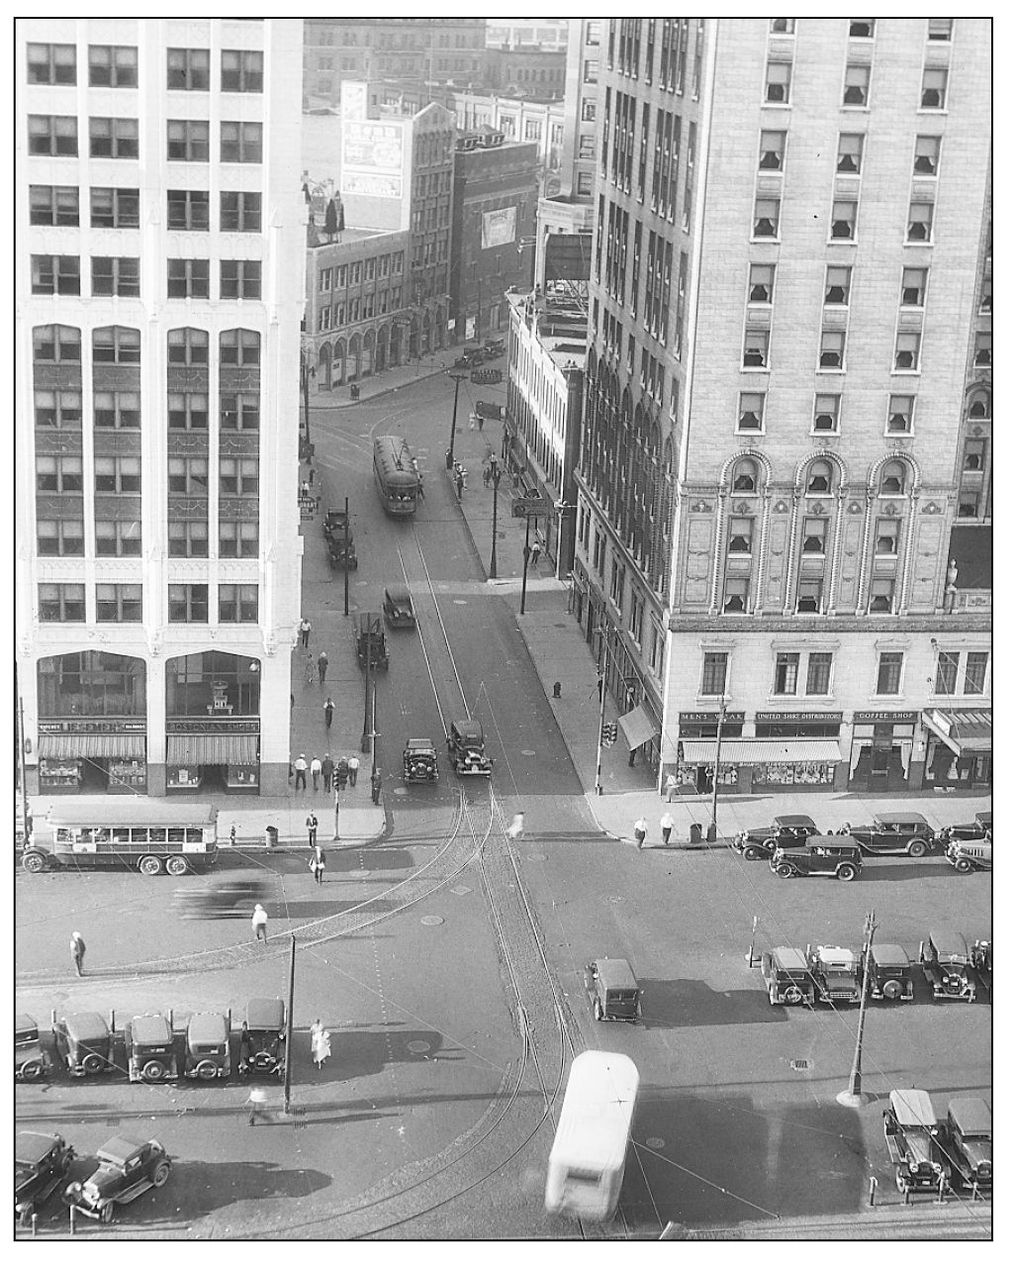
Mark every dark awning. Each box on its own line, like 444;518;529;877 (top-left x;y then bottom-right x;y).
680;738;842;764
618;702;661;751
38;733;146;759
167;734;259;765
922;708;992;755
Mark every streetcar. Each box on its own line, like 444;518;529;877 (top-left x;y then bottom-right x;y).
545;1050;639;1222
373;434;418;517
21;799;218;876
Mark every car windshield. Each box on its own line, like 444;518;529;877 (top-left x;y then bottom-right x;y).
15;1159;39;1175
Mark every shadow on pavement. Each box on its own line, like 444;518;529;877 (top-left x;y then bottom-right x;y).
317;1028;460;1081
160;1159;333;1217
857;861;955;882
267;898;397;920
637;979;787;1028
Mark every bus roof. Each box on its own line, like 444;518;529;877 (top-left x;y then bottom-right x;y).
548;1051;639;1173
44;799;216;829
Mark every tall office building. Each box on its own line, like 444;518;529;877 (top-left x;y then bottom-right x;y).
16;18;306;798
574;18;991;796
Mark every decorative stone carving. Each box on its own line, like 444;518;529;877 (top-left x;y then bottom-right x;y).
807;502;828;515
921;502;941;514
773;500;789;513
880;502;900;516
847;501;863;514
691;500;712;513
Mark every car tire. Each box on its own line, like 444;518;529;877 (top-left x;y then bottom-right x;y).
165;856;189;876
138;855;164;876
882;980;903;1001
784;986;803;1005
21;850;47;874
195;1059;218;1080
908;839;928;858
141;1060;166;1082
153;1162;171;1188
20;1058;45;1080
955;858;972;874
593;999;603;1021
836;863;859;882
744;846;764;861
81;1053;103;1074
100;1203;115;1224
775;863;794;879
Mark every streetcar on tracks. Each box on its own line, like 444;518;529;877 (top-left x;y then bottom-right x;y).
21;800;218;876
545;1050;639;1222
373;435;418;517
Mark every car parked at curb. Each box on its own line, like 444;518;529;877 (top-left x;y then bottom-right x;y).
883;1089;944;1193
770;835;863;881
16;1014;47;1081
945;836;992;874
806;945;863;1003
759;947;815;1006
53;1011;115;1077
938;811;991;845
732;814;817;860
15;1132;74;1227
238;998;286;1077
920;932;977;1002
183;1012;231;1080
943;1097;992;1190
63;1137;170;1224
843;812;937;857
867;943;915;1001
125;1013;178;1083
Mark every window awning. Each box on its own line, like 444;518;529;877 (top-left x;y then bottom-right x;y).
680;738;842;765
167;734;259;765
38;733;146;759
922;708;992;755
618;702;661;751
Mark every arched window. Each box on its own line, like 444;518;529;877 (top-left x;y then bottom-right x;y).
806;459;833;494
732;458;758;492
880;461;906;495
968;389;990;419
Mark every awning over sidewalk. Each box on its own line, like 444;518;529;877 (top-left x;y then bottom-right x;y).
618;702;661;751
679;738;842;764
922;708;992;755
38;733;146;759
166;734;259;765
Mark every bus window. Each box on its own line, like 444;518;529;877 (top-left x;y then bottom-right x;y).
168;827;185;842
130;828;150;843
57;828;74;843
112;828;131;843
185;828;203;844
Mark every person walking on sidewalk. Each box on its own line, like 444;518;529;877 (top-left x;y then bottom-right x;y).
529;541;541;569
454;468;465;499
323;696;334;730
347;753;360;787
317;650;329;685
310;754;322;791
664;772;678;803
310;847;326;886
634;817;648;850
251;903;269;943
303;652;315;687
247;1085;267;1126
310;1019;331;1069
306;812;318;848
321;753;334;793
299;617;312;648
70;930;86;977
370;767;382;804
660;811;675;847
293;753;308;791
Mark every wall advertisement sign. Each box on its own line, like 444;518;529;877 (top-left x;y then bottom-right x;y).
481;205;517;249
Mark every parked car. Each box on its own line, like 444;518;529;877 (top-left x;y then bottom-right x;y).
806;945;862;1003
920;932;977;1002
585;958;641;1022
63;1137;170;1224
770;835;863;881
53;1011;114;1077
945;836;992;874
354;611;389;670
238;998;286;1078
403;738;439;784
327;536;358;570
172;875;269;919
943;1097;992;1189
938;811;991;845
733;814;817;860
322;508;351;542
883;1089;944;1193
125;1013;179;1083
483;338;506;358
15;1132;74;1227
383;585;416;629
447;718;492;776
759;947;815;1006
867;943;914;1001
183;1012;231;1080
15;1014;47;1081
845;812;937;857
454;345;486;369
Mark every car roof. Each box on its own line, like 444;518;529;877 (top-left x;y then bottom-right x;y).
947;1097;991;1134
929;931;971;957
771;947;809;970
975;811;992;826
890;1089;937;1127
870;943;910;967
64;1011;110;1040
187;1012;228;1040
406;738;435;751
16;1132;63;1163
453;718;484;738
774;815;816;828
385;585;411;602
592;957;638;986
130;1014;171;1042
812;945;857;967
803;834;860;849
97;1136;148;1165
16;1012;39;1037
874;812;929;825
246;997;285;1028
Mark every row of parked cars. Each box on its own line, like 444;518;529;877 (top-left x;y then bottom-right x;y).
760;932;991;1006
402;718;493;783
15;998;287;1084
883;1090;991;1195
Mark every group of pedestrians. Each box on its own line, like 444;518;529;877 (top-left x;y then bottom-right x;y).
293;752;359;792
633;811;677;850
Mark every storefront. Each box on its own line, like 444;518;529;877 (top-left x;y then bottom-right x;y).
37;721;147;794
165;653;261;794
921;707;992;790
678;736;842;794
848;710;918;792
672;712;745;794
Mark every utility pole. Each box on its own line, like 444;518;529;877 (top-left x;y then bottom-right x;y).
16;666;31;844
369;683;378;778
447;371;466;466
282;934;296;1113
361;622;373;754
342;496;350;617
300;341;314;455
593;617;608;796
838;910;877;1107
489;457;502;578
710;698;728;840
519;516;532;615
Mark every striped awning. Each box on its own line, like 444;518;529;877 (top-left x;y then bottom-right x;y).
680;738;842;765
922;708;992;755
167;734;259;765
38;733;146;759
618;701;661;751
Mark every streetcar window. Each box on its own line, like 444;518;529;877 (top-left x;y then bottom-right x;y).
566;1169;601;1185
185;828;203;844
168;827;185;842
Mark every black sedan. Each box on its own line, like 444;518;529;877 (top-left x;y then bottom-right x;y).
732;814;817;860
843;813;937;857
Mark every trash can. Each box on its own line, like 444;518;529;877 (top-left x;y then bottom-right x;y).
689;823;703;848
264;825;279;849
350;384;360;401
706;822;717;844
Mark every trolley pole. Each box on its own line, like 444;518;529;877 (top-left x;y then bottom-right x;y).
370;684;378;778
447;371;466;466
710;699;728;838
282;933;296;1113
519;516;532;615
17;667;31;845
343;496;350;616
489;459;502;579
593;618;608;797
361;627;373;754
838;910;877;1107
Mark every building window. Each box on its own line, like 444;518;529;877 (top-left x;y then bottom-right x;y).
167;189;210;231
880;460;907;495
33;325;80;364
221;121;263;163
27;43;76;84
973;332;992;367
94;390;140;429
753;197;779;238
819;330;846;369
167;457;208;494
167;258;210;299
728;517;754;553
94;456;141;494
876;651;903;694
732;458;759;492
219;457;259;495
914;134;941;175
928;18;954;41
843;63;870;105
849;18;875;37
737;392;765;431
220;328;260;366
806;459;834;494
38;584;85;622
628;593;644;644
577;172;594;196
743;329;769;368
887;394;915;433
907;201;933;242
963;439;987;471
167;327;209;364
582;98;597;121
36;455;83;493
89;117;139;159
167;521;209;557
701;651;728;696
30;185;79;226
28;115;77;156
797;580;823;613
91;256;140;297
31;255;80;296
901;267;928;306
837;132;864;173
220;260;262;299
167;391;208;429
765;60;791;103
875;519;900;554
95;519;142;556
220;393;259;430
964;651;989;694
221;49;263;92
823;265;851;305
805;652;832;695
220;190;262;232
167;47;210;90
96;584;142;622
219;521;259;557
774;653;799;694
802;517;827;554
169;584;209;623
748;264;775;303
34;389;82;429
758;129;786;170
813;394;840;432
37;520;84;556
722;577;748;614
771;19;795;33
90;186;140;228
88;45;137;87
167;119;210;162
894;332;921;371
921;67;948;109
219;584;259;623
869;578;896;613
609;556;624;607
830;199;857;239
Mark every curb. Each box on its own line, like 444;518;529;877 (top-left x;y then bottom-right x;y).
316;360;451;410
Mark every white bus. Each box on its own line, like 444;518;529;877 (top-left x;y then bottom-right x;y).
545;1050;639;1222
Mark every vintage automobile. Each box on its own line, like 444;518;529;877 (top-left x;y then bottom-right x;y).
15;1132;75;1227
454;345;486;369
125;1013;179;1083
845;812;937;857
920;931;977;1002
938;811;991;845
238;998;286;1077
447;718;492;776
806;945;863;1003
883;1089;945;1193
354;611;389;670
470;400;505;427
63;1136;170;1224
383;585;416;629
867;943;914;1001
770;835;863;881
943;1097;992;1189
53;1011;115;1077
732;814;817;860
759;947;815;1006
483;338;506;358
585;958;641;1022
470;367;503;385
945;835;992;874
327;535;358;570
183;1011;231;1080
173;875;269;919
16;1013;47;1081
403;738;439;784
321;508;351;542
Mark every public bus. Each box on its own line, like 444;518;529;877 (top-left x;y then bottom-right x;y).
373;434;418;517
21;799;218;877
544;1050;639;1222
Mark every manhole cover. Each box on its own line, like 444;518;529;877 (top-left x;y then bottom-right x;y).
790;1059;812;1071
450;884;472;895
421;915;444;926
407;1040;431;1054
645;1137;665;1150
392;787;409;796
520;749;536;756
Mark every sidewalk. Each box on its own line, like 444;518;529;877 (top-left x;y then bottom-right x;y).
307;348;456;416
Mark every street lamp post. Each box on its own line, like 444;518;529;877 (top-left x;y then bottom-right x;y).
519;515;532;615
299;342;315;456
361;622;373;754
710;699;728;840
447;371;466;466
838;911;877;1107
489;458;502;578
593;618;608;796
